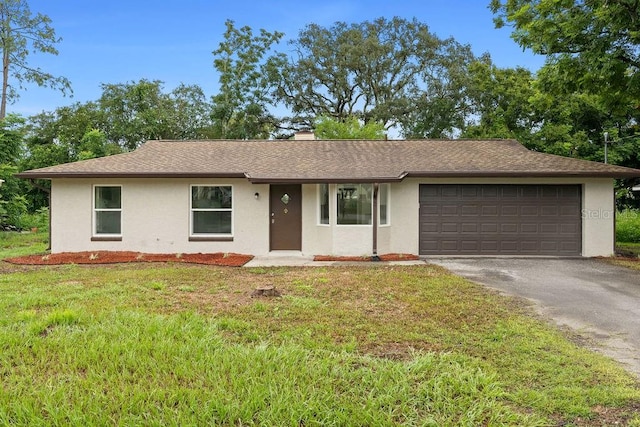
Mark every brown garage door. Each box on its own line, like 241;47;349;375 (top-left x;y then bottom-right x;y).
419;184;582;255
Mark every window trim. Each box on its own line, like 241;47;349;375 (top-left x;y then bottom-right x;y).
336;183;373;226
189;184;234;241
92;185;122;239
379;183;390;227
318;183;330;226
324;183;390;227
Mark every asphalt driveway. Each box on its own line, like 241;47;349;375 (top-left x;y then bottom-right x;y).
428;258;640;378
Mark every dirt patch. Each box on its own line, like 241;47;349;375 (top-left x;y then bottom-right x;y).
4;251;253;267
314;253;419;262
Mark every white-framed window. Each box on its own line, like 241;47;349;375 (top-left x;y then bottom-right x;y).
337;183;372;225
190;185;233;236
318;183;330;225
93;185;122;236
332;183;389;226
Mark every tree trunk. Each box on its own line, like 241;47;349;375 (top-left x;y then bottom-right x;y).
1;45;9;120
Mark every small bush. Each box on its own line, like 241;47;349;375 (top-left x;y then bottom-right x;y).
616;209;640;243
17;207;49;231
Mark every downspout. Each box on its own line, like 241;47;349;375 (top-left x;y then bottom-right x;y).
372;183;380;261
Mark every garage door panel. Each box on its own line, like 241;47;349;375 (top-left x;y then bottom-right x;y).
501;205;519;216
461;223;477;233
560;223;579;234
442;223;458;233
461;241;479;251
540;241;558;251
462;206;479;216
441;187;459;197
540;206;559;216
481;223;498;233
441;205;458;215
419;184;582;255
482;206;498;216
462;187;479;197
521;206;538;216
540;223;559;233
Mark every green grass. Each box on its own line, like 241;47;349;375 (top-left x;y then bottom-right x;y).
1;234;639;425
617;209;640;244
0;230;49;260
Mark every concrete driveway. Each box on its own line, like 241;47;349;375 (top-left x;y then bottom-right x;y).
428;258;640;378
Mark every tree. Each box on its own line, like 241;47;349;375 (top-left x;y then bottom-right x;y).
0;114;26;226
0;0;71;119
169;83;215;139
462;59;537;141
272;17;477;132
314;116;385;140
489;0;639;114
211;20;283;139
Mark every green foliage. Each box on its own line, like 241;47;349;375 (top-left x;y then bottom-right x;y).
77;129;120;160
0;115;27;228
461;59;537;140
211;20;283;139
616;210;640;243
490;0;639;112
99;79;179;149
273;17;477;131
0;0;72;119
314;116;385;139
489;0;640;168
0;113;24;163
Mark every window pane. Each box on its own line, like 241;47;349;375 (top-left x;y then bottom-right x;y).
319;184;329;224
380;184;388;225
95;186;121;209
96;211;121;234
193;211;232;234
337;184;372;225
192;186;232;209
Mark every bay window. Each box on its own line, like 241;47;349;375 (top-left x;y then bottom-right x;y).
333;183;389;226
319;183;329;225
337;184;372;225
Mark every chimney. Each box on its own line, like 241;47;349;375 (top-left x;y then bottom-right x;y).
294;129;315;141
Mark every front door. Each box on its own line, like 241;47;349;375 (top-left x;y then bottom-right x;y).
270;184;302;250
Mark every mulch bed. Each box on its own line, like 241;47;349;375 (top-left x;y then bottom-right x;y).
4;251;254;267
313;253;420;262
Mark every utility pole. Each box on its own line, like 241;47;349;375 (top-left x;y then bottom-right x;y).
604;132;609;164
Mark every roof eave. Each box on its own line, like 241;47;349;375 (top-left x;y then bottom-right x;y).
14;172;248;179
406;171;640;178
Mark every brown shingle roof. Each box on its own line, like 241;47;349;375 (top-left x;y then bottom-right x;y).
16;139;640;181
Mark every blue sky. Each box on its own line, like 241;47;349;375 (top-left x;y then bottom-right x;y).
12;0;544;117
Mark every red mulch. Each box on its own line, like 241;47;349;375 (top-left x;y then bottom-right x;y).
4;251;253;267
313;253;420;262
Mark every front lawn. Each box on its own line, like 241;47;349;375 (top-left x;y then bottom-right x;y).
0;232;639;425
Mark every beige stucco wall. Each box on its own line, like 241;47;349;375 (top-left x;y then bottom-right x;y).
51;178;270;254
51;177;615;257
581;180;615;257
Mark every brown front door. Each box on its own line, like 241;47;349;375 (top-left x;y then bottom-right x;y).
270;184;302;250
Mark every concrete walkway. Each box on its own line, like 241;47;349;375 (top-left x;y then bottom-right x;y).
244;252;426;267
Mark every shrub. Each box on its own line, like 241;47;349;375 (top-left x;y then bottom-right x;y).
616;209;640;243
